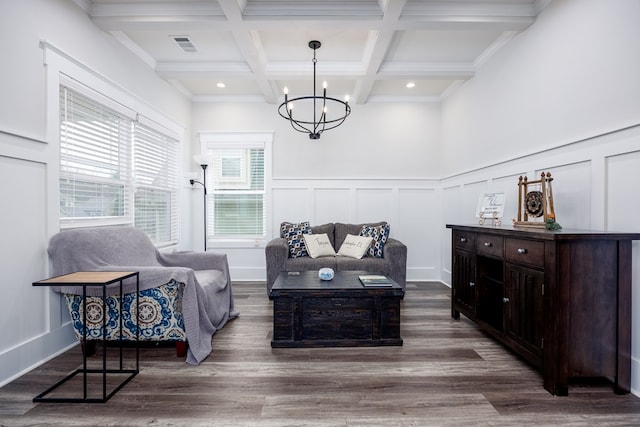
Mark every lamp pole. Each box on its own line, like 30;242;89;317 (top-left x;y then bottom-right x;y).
201;163;207;251
190;163;208;252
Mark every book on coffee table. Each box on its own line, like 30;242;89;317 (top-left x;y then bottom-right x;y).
359;275;393;287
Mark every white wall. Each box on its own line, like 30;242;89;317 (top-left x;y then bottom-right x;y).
439;0;640;396
441;0;640;176
190;101;442;282
0;0;191;386
191;101;441;179
2;0;640;398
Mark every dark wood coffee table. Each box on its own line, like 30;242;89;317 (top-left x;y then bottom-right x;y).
268;270;404;348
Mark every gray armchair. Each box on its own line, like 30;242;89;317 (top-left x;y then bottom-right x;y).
47;225;238;364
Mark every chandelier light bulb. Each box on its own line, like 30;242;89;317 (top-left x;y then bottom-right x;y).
323;81;327;89
284;87;288;95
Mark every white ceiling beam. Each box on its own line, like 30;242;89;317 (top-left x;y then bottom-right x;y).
216;0;277;103
377;62;475;79
157;61;253;78
354;0;407;103
242;0;383;18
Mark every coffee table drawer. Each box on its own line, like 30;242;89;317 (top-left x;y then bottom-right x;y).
303;297;373;340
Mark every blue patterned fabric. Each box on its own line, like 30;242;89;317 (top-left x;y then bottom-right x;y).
359;223;390;258
280;221;311;258
65;280;186;341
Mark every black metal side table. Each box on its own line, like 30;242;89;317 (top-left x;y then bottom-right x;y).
32;271;140;403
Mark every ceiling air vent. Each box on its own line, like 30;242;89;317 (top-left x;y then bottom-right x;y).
171;36;197;53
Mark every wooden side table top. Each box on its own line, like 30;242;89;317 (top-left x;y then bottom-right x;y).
34;271;138;286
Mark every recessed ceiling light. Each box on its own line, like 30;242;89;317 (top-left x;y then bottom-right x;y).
406;82;415;89
217;82;226;88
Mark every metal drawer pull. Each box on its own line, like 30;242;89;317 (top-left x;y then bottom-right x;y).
484;242;492;247
517;248;527;254
503;297;510;303
460;237;467;243
469;282;475;287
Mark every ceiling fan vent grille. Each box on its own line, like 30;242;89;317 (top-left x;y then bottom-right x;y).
171;36;197;53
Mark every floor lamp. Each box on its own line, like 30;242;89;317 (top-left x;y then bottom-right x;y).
189;160;208;251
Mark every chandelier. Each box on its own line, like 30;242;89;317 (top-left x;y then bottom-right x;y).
278;40;351;140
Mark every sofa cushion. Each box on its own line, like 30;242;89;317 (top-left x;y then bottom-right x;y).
360;223;390;258
280;221;311;258
303;233;336;258
334;221;386;251
335;256;389;274
286;255;337;271
337;234;372;259
311;223;336;247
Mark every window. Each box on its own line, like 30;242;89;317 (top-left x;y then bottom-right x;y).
133;121;179;244
59;82;180;246
59;86;131;222
199;133;272;242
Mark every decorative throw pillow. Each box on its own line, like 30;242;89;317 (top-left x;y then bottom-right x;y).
337;234;373;259
281;221;311;258
359;223;390;258
303;233;336;258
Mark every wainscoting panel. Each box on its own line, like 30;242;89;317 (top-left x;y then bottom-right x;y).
0;155;48;347
272;187;311;230
534;161;592;229
355;188;395;224
606;150;640;231
398;188;438;279
313;188;351;225
0;144;76;387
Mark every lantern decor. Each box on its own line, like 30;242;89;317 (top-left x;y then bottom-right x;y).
513;171;561;230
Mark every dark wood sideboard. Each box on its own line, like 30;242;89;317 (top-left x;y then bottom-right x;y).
446;224;640;396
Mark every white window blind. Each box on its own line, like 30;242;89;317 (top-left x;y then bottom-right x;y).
133;122;179;245
205;144;266;238
59;84;180;246
59;86;132;222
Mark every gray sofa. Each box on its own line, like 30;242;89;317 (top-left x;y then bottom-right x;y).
265;222;407;292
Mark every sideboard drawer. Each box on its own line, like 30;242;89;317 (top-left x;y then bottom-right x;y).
505;238;544;268
476;234;503;257
453;230;476;251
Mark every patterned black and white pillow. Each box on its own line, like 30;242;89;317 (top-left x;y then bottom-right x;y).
280;221;311;258
359;222;390;258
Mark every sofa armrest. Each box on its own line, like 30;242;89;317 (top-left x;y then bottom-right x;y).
384;238;407;289
265;237;289;293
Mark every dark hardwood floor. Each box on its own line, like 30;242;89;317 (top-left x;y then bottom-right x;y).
2;281;640;426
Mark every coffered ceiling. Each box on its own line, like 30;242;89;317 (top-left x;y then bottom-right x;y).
76;0;550;103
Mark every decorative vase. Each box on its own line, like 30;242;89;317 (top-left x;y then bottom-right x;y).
318;268;334;281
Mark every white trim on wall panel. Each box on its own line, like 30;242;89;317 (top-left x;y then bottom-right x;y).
0;132;49;163
272;178;440;187
443;123;640;182
0;129;46;146
0;327;76;388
